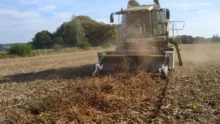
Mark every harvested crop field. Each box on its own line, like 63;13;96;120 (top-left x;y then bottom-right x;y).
0;44;220;123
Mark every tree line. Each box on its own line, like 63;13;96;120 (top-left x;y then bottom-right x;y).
30;16;117;49
180;34;220;44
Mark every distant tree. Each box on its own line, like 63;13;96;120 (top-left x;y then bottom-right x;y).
79;16;116;46
194;36;206;44
73;17;86;44
77;40;91;49
0;44;4;51
52;44;62;50
32;30;53;49
54;15;116;47
53;22;66;38
181;35;193;44
52;37;64;49
212;34;220;43
180;35;212;44
53;37;63;45
92;24;116;46
188;35;194;43
60;17;85;46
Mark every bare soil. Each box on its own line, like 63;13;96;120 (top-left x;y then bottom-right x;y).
0;44;219;123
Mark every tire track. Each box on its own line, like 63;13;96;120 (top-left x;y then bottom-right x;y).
130;76;170;123
149;78;169;123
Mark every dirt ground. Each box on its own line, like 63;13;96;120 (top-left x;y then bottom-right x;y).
0;44;219;123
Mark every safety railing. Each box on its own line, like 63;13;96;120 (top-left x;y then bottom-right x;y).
169;21;185;50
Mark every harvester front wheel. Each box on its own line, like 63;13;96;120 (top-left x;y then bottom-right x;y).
159;65;168;79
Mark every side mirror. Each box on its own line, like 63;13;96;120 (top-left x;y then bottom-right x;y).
166;10;170;19
110;13;114;23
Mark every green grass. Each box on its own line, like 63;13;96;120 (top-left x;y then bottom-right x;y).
0;46;109;59
31;47;88;56
0;52;18;59
0;52;9;59
187;103;197;109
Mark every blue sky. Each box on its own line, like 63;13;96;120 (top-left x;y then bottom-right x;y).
0;0;219;43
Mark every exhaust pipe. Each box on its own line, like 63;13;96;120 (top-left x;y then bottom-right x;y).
154;0;162;8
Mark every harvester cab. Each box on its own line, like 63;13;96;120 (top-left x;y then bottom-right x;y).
92;0;185;79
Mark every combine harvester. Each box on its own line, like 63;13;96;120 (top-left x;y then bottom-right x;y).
92;0;185;79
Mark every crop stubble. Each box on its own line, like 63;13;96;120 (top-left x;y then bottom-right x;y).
0;44;220;123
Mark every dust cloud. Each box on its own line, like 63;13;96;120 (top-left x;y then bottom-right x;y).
177;44;220;63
